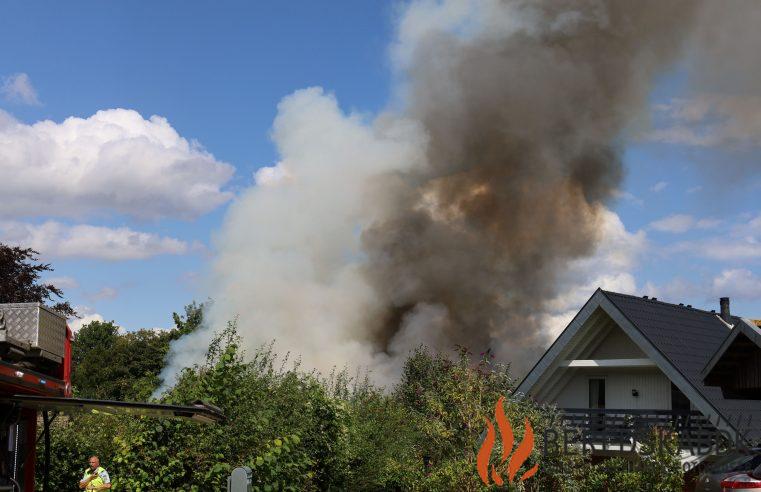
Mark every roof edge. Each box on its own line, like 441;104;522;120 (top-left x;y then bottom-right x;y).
599;291;741;440
517;288;742;440
701;318;761;380
515;288;605;396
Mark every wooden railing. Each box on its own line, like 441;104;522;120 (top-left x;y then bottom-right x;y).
559;408;720;451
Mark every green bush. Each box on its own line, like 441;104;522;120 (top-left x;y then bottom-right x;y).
106;322;337;490
38;310;685;491
571;430;684;492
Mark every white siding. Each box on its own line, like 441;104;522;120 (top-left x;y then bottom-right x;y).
589;327;646;359
541;316;674;410
605;371;671;409
552;369;671;410
553;371;588;408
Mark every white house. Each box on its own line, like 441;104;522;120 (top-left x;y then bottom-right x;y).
516;289;761;453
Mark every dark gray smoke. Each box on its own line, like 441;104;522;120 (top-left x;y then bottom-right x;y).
159;0;741;391
361;0;700;371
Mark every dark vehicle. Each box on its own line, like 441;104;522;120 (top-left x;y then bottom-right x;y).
695;449;761;492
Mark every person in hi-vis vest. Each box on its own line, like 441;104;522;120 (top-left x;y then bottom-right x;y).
79;456;111;490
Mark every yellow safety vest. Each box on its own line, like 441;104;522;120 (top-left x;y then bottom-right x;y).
84;466;106;489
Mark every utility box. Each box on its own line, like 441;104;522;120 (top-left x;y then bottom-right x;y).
0;303;67;363
227;466;252;492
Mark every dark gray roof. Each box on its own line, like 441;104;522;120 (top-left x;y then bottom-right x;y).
702;319;761;382
602;290;761;442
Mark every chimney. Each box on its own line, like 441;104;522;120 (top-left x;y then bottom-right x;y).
720;297;731;323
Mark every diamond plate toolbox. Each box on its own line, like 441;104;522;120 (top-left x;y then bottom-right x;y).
0;303;66;361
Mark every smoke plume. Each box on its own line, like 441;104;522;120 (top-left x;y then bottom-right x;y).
160;0;738;389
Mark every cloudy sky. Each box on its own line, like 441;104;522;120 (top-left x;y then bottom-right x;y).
1;1;759;339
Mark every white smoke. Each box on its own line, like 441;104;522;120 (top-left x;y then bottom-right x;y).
158;0;759;392
159;87;426;388
158;1;644;390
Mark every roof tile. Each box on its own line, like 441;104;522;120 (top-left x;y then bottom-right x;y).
602;290;761;442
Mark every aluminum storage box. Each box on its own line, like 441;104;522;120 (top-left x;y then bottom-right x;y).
0;303;67;362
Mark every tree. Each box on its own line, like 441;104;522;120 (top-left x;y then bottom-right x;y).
70;302;207;401
0;243;75;317
42;320;683;491
170;301;205;339
71;320;121;398
72;321;173;400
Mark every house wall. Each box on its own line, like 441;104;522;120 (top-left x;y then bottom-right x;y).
589;327;646;359
553;368;672;409
549;322;672;409
553;372;588;407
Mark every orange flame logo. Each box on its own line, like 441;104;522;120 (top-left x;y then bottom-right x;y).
476;396;538;486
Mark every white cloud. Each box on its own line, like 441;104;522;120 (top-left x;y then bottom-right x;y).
666;213;761;261
179;271;200;287
693;218;721;229
650;181;668;192
613;189;644;207
89;286;119;301
0;108;234;219
542;209;645;333
650;94;761;148
68;307;105;334
45;276;79;290
1;73;40;106
650;214;694;233
584;210;647;271
0;221;189;260
540;311;577;340
69;306;127;334
686;240;761;261
743;214;761;235
712;269;761;300
644;269;761;307
642;278;704;303
687;186;703;194
650;214;721;233
254;163;292;187
144;326;171;334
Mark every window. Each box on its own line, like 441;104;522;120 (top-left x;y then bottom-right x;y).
709;452;761;474
671;383;690;412
589;378;605;409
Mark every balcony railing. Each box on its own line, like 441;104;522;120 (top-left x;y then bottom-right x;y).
559;408;719;452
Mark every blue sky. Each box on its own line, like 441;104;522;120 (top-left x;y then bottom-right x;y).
0;1;394;329
1;1;760;334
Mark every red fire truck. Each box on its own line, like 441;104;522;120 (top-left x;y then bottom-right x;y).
0;303;223;491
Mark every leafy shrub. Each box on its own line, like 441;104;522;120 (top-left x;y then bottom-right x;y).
571;429;683;492
38;309;684;491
